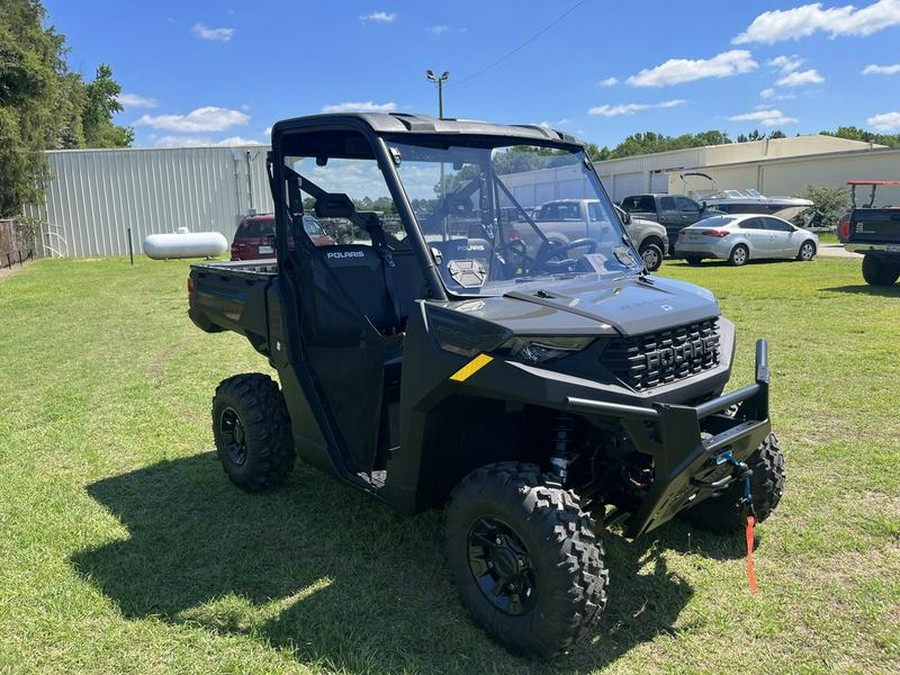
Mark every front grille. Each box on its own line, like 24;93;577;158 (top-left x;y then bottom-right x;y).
603;319;721;391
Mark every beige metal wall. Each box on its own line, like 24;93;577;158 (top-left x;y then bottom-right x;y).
666;147;900;196
25;145;273;257
596;135;887;202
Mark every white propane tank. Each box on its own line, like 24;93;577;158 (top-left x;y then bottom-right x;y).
144;229;228;260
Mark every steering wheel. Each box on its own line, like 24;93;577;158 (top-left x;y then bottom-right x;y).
532;238;600;273
494;238;535;276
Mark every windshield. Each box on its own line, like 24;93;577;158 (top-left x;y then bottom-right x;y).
390;140;639;296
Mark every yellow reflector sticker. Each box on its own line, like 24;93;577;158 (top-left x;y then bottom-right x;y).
450;354;493;382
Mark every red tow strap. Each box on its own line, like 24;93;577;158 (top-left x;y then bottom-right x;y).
745;515;758;594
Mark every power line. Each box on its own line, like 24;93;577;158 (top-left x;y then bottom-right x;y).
449;0;591;89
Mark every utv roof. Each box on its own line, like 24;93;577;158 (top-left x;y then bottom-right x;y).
273;112;583;145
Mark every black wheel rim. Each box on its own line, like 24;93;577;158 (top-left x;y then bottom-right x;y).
219;407;247;466
467;517;536;616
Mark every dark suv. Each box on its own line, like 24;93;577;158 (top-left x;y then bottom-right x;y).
231;213;334;260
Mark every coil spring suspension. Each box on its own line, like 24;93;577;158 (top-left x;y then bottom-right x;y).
550;414;574;482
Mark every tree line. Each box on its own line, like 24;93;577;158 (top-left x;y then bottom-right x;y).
1;0;131;217
585;127;900;162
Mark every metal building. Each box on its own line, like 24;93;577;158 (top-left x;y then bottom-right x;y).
25;145;272;258
594;135;900;202
24;134;900;258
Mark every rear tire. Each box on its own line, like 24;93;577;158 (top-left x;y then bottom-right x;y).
212;373;295;492
797;240;816;261
729;244;749;267
639;241;664;272
862;254;900;286
444;462;608;659
680;433;785;534
685;256;703;266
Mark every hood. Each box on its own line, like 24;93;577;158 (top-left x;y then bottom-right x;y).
444;274;720;337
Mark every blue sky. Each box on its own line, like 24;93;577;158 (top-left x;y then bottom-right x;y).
45;0;900;149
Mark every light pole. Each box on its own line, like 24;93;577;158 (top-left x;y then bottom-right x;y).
425;70;449;119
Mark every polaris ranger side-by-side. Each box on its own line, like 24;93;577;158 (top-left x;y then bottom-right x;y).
187;113;785;658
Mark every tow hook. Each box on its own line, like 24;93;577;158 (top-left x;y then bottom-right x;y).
717;450;755;515
689;450;753;507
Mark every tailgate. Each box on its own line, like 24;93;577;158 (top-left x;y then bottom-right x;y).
188;262;276;339
849;209;900;244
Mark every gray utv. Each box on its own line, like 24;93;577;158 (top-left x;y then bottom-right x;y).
187;113;785;658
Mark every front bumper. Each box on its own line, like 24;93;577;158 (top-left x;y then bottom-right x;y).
567;339;772;538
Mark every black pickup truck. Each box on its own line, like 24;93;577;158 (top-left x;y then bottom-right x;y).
187;112;784;658
619;193;714;249
838;180;900;286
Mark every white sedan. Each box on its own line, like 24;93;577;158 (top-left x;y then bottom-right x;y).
674;213;819;266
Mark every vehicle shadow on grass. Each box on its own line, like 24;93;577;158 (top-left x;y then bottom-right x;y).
72;453;743;674
673;258;797;268
822;284;900;297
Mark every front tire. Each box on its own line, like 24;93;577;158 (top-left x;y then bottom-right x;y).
639;241;664;272
797;240;816;261
685;255;703;266
444;462;608;659
862;253;900;286
681;433;785;533
212;373;295;492
729;244;749;267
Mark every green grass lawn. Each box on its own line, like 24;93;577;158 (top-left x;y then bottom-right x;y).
1;256;897;674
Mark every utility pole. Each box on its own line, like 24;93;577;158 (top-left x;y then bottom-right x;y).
425;70;450;119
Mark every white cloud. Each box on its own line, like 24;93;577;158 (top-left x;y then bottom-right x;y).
117;93;157;109
535;119;571;128
863;63;900;74
599;77;618;86
360;11;396;23
760;88;797;100
217;136;264;146
776;68;825;86
588;99;687;117
868;111;900;131
135;106;250;132
428;24;450;34
320;101;397;113
768;55;805;73
153;135;264;148
192;23;234;42
734;0;900;44
626;50;757;87
263;126;272;136
729;109;798;126
153;136;215;147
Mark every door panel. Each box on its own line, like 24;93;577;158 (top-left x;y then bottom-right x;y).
760;217;794;257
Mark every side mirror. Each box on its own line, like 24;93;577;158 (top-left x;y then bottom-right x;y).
622;211;632;225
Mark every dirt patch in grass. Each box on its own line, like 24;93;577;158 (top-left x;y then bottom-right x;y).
0;262;30;280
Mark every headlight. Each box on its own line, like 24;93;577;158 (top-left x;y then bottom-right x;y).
428;307;512;357
496;336;595;365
